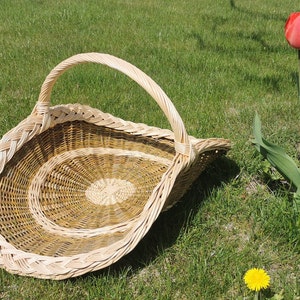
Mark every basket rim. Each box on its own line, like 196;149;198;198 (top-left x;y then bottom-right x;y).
0;103;231;173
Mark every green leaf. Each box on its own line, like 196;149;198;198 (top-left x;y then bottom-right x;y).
270;289;284;300
253;113;300;191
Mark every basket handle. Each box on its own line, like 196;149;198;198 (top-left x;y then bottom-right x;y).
34;52;192;156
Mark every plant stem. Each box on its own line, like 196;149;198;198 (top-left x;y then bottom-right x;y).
298;50;300;100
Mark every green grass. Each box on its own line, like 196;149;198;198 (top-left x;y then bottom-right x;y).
0;0;299;299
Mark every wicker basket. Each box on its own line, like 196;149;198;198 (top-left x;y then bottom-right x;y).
0;53;230;279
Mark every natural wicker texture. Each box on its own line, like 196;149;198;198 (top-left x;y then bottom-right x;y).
0;53;230;279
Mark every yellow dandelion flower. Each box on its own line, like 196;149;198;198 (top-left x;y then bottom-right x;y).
244;268;270;291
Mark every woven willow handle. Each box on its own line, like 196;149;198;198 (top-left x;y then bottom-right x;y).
34;52;191;156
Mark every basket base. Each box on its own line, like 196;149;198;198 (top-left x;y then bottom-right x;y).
85;178;136;205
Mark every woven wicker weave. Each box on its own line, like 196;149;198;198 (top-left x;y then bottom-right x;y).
0;53;230;279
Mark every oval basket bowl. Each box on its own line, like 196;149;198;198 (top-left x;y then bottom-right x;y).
0;53;230;279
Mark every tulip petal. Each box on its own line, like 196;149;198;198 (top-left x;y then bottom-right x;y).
285;12;300;49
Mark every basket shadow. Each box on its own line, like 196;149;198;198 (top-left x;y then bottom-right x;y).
76;156;239;280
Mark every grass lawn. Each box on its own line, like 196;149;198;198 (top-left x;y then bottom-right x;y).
0;0;299;299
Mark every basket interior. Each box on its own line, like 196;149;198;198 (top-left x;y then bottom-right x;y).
0;120;175;257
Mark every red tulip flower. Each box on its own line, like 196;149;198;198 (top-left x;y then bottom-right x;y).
285;12;300;99
285;12;300;49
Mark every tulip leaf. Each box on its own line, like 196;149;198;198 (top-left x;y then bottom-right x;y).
253;113;300;191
